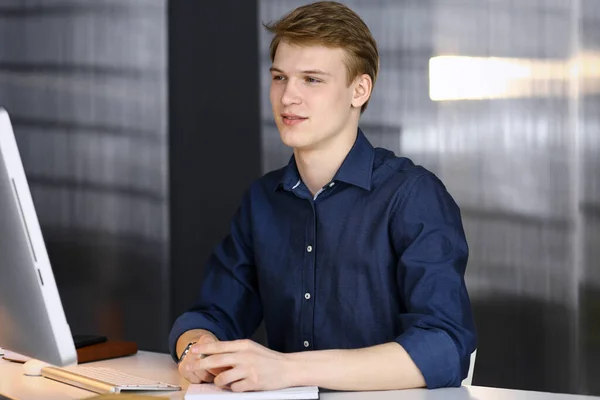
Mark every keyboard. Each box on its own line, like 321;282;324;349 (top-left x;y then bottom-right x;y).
41;365;181;394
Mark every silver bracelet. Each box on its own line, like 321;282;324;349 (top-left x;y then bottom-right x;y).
177;341;197;364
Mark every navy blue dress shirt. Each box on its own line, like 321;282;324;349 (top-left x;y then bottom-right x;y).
169;129;477;388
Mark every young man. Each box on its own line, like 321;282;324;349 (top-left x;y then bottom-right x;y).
169;1;477;392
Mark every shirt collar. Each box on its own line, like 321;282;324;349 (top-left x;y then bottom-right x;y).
332;128;374;191
276;128;375;192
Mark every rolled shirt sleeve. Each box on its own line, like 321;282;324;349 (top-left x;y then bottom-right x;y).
391;171;477;388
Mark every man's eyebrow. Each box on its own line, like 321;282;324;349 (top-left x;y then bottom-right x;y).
269;67;331;76
301;69;331;76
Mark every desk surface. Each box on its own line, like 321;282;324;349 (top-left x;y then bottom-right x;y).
1;351;598;400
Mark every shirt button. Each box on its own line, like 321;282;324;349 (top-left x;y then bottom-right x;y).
304;293;311;300
304;341;310;348
306;245;313;253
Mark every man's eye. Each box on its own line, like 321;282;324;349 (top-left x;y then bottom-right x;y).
273;75;285;81
305;77;321;83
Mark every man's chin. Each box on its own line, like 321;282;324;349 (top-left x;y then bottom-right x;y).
279;131;311;149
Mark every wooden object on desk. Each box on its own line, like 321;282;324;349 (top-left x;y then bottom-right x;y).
2;341;138;364
77;341;138;364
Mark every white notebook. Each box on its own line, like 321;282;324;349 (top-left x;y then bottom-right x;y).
184;383;319;399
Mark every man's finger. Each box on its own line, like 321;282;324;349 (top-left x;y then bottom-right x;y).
179;363;201;384
191;341;223;355
193;368;215;383
192;339;251;356
230;379;253;393
214;366;247;389
185;361;216;383
208;366;231;376
190;336;218;355
195;353;237;372
198;334;217;343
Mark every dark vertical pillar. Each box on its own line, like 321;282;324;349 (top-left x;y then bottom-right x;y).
168;0;262;327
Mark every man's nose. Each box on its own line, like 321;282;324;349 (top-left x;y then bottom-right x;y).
281;82;301;106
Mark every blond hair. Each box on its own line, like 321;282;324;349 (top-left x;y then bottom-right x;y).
264;1;379;113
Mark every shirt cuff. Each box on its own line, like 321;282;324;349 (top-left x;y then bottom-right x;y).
168;311;231;362
395;327;461;388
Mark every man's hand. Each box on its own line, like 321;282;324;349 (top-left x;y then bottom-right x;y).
189;339;292;392
178;332;229;384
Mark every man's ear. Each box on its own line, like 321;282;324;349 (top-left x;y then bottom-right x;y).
351;74;373;109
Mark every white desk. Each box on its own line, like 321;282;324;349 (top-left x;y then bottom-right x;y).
1;351;598;400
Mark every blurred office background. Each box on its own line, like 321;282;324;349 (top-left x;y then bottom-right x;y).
0;0;598;396
0;0;170;351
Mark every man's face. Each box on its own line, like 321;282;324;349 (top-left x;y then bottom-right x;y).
269;41;358;151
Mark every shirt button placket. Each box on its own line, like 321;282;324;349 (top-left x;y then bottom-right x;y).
302;201;317;352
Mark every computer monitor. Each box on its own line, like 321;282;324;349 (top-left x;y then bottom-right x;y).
0;108;77;366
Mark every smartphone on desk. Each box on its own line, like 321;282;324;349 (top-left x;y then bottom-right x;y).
72;334;107;349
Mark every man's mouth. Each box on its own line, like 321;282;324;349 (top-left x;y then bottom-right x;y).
281;114;308;125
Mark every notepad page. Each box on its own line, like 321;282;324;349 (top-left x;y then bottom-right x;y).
184;383;319;399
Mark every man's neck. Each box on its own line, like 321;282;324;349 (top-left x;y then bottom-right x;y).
294;128;358;197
